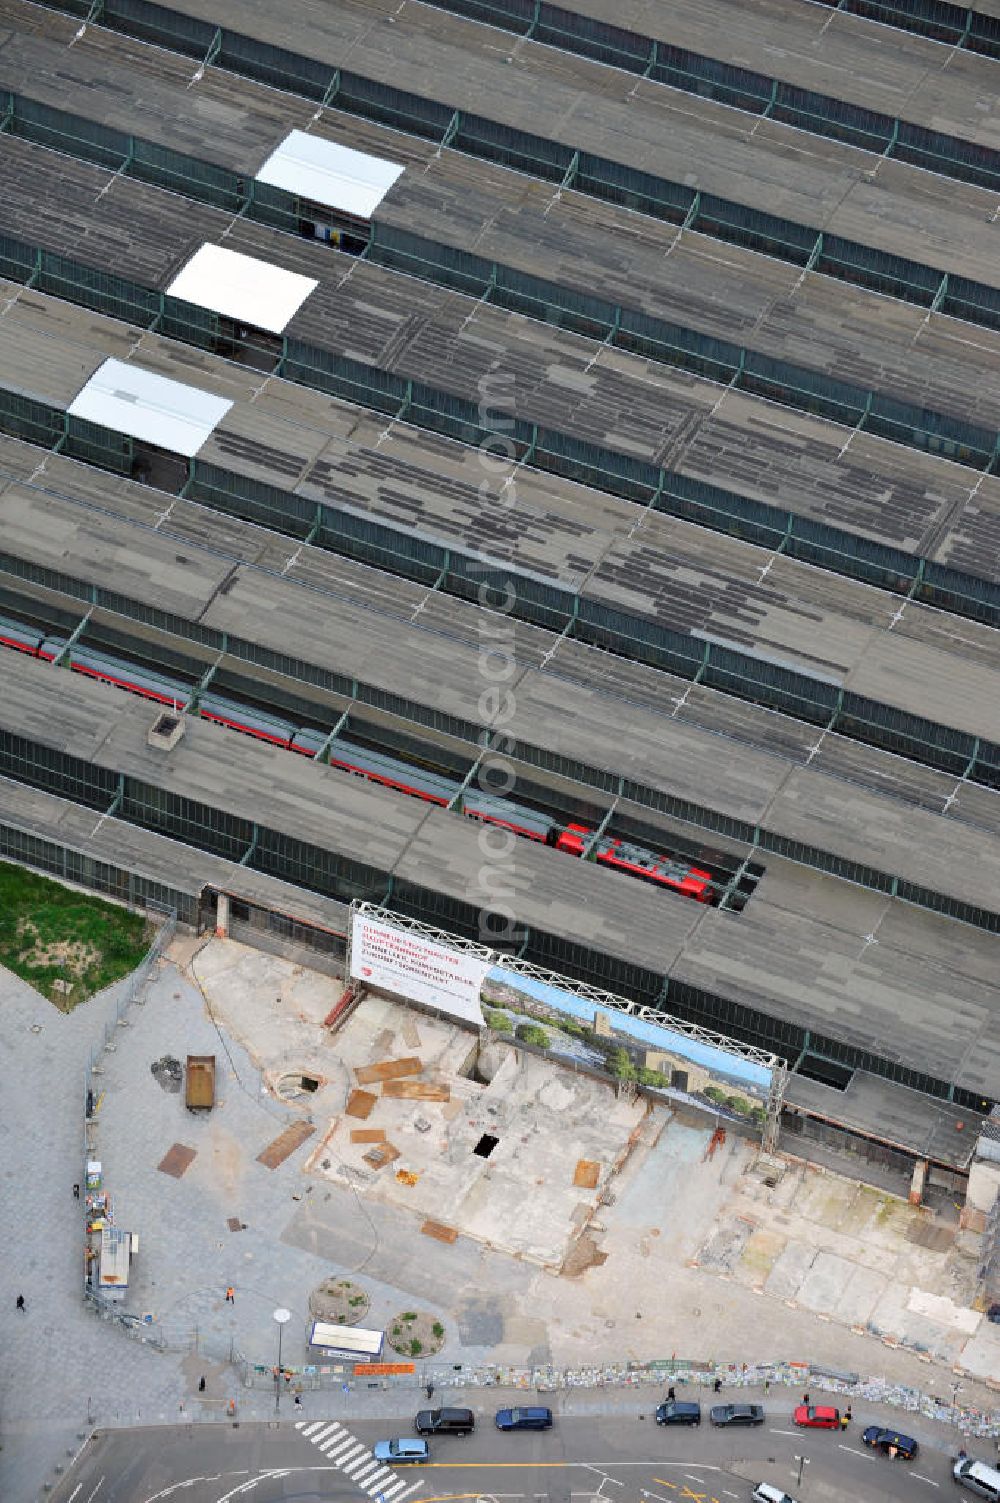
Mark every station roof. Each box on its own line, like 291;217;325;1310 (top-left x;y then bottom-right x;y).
254;129;405;217
67;358;233;457
4;453;1000;925
3;649;1000;1117
165;244;318;335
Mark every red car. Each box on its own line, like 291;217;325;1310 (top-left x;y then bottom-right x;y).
794;1404;840;1429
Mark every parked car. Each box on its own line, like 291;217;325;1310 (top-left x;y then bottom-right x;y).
793;1404;840;1429
861;1426;918;1459
414;1407;475;1436
752;1486;800;1503
495;1406;554;1431
372;1439;429;1464
710;1403;765;1427
954;1457;1000;1500
655;1400;701;1426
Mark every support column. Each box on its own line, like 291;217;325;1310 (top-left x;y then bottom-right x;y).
908;1157;928;1206
216;891;230;939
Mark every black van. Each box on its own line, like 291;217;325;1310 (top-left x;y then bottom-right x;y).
415;1407;475;1436
655;1401;701;1426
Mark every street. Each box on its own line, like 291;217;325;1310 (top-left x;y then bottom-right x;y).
50;1409;967;1503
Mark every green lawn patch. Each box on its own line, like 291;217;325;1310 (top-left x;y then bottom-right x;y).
0;861;152;1009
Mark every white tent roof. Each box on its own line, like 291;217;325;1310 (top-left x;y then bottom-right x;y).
68;359;234;458
165;244;318;335
254;129;405;219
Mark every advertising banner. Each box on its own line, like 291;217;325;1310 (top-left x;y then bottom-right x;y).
350;911;488;1026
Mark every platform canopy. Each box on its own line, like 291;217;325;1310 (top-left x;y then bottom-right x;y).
165;243;318;335
68;358;233;457
254;129;405;219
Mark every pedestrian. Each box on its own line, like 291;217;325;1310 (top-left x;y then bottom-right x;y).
763;1377;770;1396
225;1286;235;1304
958;1448;968;1461
845;1405;852;1425
198;1376;206;1392
72;1183;80;1199
713;1377;722;1394
15;1294;25;1312
667;1385;676;1401
425;1381;435;1401
294;1393;303;1409
840;1412;849;1431
802;1392;810;1405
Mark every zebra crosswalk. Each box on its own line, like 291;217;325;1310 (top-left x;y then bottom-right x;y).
294;1420;426;1501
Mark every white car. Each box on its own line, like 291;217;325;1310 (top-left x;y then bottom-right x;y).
752;1485;800;1503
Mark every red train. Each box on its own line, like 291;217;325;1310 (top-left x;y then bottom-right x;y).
0;614;716;903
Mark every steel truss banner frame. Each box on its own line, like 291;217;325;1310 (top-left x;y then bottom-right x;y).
348;901;787;1149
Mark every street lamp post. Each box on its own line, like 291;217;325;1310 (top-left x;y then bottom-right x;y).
794;1455;811;1490
273;1307;291;1414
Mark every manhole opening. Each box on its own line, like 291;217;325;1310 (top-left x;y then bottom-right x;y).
300;1075;320;1093
474;1133;499;1158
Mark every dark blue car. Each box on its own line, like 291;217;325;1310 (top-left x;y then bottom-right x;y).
495;1406;553;1431
862;1426;918;1459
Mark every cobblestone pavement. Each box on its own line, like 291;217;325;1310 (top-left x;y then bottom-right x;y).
3;946;999;1503
0;963;189;1503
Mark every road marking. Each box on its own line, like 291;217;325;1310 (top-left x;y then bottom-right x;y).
684;1477;706;1485
839;1445;875;1461
723;1493;740;1499
86;1484;104;1503
769;1429;799;1437
909;1474;940;1488
343;1452;376;1477
652;1483;679;1492
67;1490;83;1503
299;1421;326;1437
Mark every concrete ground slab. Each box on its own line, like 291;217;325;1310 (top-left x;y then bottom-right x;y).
734;1226;787;1289
764;1241;817;1301
787;1248;858;1316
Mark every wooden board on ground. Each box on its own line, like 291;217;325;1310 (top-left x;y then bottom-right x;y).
354;1056;422;1085
256;1121;314;1169
382;1080;450;1101
421;1219;458;1244
573;1158;601;1189
350;1128;386;1143
362;1142;400;1170
345;1088;377;1119
158;1143;196;1178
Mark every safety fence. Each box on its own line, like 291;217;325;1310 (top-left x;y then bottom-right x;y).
6;90;1000;482
38;0;1000;194
31;0;1000;324
238;1354;1000;1437
84;898;177;1075
0;724;991;1109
